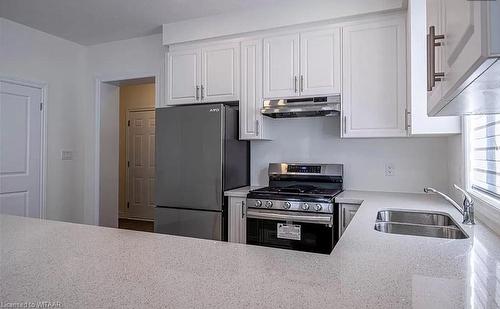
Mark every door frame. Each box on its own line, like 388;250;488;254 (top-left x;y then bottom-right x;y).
94;71;159;226
125;107;155;220
0;77;48;219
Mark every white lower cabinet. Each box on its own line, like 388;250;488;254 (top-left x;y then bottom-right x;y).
341;15;408;138
339;203;360;237
228;197;246;244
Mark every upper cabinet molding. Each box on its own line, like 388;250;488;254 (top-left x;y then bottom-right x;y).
162;0;405;45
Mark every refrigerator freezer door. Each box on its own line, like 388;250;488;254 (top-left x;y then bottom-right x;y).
154;207;222;240
156;104;223;211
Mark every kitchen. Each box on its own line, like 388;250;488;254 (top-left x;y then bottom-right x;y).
1;0;499;308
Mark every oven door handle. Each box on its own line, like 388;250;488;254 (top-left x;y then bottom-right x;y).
246;210;333;226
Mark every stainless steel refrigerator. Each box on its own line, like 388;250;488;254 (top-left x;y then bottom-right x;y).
154;103;249;240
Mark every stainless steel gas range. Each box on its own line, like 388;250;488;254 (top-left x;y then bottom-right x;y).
246;163;343;254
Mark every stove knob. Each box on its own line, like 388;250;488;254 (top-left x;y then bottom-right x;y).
265;201;273;208
314;204;323;211
301;203;310;210
254;200;262;208
283;202;291;209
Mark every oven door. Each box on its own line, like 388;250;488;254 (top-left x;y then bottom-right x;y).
246;209;335;254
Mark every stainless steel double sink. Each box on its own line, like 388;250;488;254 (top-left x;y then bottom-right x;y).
374;209;469;239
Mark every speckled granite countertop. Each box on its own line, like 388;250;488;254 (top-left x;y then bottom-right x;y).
1;191;499;308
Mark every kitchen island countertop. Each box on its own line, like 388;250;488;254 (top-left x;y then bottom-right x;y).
1;190;499;308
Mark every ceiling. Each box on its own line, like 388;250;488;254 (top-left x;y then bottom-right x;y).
0;0;290;45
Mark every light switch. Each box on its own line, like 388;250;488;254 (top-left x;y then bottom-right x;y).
61;150;73;161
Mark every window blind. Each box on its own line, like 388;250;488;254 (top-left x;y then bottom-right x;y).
470;114;500;199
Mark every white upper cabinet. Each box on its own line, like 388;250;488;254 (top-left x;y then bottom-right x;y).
263;33;300;98
201;43;239;102
342;16;407;138
263;28;341;99
439;0;482;105
425;0;445;112
407;0;460;135
300;27;341;96
426;0;500;116
240;39;269;140
166;42;239;105
167;49;200;105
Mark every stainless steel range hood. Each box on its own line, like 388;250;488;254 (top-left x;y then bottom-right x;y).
261;95;341;118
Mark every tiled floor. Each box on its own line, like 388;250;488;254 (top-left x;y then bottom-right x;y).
118;218;154;233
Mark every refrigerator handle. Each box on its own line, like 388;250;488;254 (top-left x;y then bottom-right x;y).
215;179;221;207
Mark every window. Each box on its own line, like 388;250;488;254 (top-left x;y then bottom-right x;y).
467;114;500;205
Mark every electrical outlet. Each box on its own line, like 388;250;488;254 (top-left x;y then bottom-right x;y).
385;163;395;176
61;150;73;161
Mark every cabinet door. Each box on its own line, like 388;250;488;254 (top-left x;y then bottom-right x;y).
299;27;341;96
263;33;300;98
340;204;360;237
342;16;407;138
201;43;239;103
426;0;445;114
408;0;460;135
167;49;201;105
240;39;266;140
228;197;246;244
438;0;483;108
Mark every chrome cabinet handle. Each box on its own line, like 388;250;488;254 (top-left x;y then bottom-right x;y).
255;120;260;137
343;115;347;134
241;201;245;219
300;75;304;92
427;26;445;91
294;76;298;93
342;206;346;228
195;86;200;100
200;85;205;100
405;108;411;131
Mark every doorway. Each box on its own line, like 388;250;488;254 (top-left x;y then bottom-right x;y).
97;76;156;232
0;79;46;218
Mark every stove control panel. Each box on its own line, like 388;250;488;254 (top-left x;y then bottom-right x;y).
246;199;333;214
286;165;321;174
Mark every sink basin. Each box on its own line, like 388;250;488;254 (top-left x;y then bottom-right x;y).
376;209;455;226
374;209;468;239
374;222;468;239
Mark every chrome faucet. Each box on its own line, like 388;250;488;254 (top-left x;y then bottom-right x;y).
424;185;475;225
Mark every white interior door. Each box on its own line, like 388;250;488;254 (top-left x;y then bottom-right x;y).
127;110;155;220
0;80;43;217
263;33;300;98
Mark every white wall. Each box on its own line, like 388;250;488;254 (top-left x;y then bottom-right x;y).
83;34;164;224
163;0;405;44
98;83;120;227
251;117;450;193
0;18;87;223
